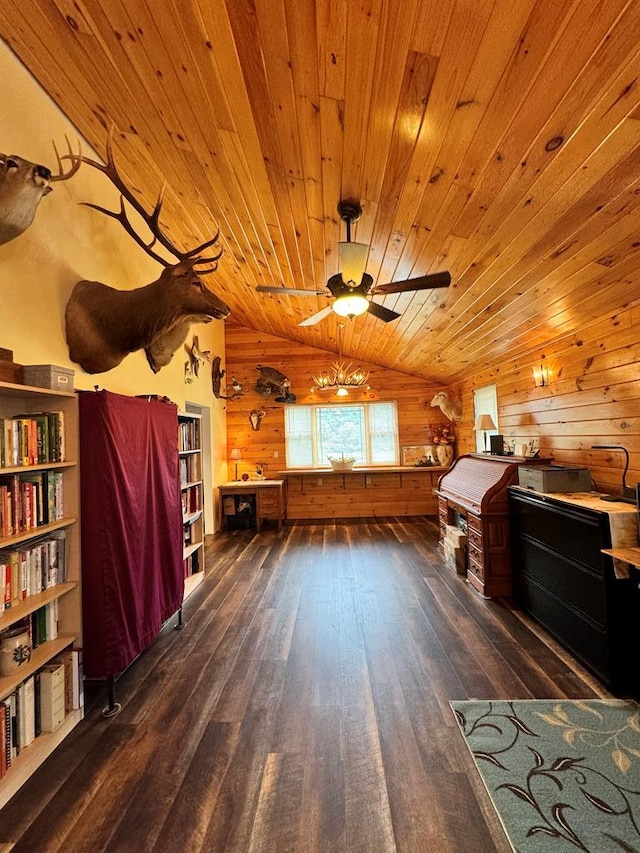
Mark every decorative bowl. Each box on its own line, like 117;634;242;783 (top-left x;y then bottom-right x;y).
329;458;355;471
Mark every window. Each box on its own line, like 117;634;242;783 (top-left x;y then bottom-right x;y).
285;402;399;468
473;384;499;452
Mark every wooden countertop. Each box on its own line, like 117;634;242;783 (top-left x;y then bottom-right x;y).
509;486;637;514
220;479;284;488
278;466;448;475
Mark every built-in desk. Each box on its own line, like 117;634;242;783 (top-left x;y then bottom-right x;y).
219;480;285;532
278;466;447;519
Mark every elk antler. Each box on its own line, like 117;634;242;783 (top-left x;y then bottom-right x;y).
65;127;222;271
49;136;83;183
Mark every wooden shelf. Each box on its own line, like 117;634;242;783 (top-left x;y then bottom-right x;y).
0;460;76;475
183;571;205;600
183;541;203;561
182;510;202;526
0;582;78;629
0;634;77;700
0;516;77;549
602;546;640;567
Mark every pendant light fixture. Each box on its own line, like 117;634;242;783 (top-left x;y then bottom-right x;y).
312;322;370;396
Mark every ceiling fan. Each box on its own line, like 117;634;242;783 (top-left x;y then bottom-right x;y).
256;200;452;326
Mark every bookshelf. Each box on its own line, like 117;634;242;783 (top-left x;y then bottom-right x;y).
178;412;205;600
0;379;83;808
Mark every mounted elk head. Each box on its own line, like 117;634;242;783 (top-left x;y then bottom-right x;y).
64;129;230;373
0;138;81;245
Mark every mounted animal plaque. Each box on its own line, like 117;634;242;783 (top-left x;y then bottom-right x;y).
430;391;462;422
255;366;296;403
63;129;230;374
0;137;81;246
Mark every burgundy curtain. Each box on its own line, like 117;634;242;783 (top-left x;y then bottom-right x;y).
78;391;184;679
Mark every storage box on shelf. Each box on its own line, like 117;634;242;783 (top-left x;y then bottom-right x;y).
178;412;205;600
0;379;82;808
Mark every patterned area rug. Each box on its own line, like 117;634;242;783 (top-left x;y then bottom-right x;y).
451;699;640;852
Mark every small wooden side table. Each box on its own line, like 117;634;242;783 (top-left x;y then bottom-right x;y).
219;479;286;532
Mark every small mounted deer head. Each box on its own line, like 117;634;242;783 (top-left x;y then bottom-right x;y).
0;137;81;246
64;129;230;374
249;410;266;431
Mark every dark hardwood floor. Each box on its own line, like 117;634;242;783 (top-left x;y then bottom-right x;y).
0;517;612;852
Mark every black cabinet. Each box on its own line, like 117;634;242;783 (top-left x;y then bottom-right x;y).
509;487;637;693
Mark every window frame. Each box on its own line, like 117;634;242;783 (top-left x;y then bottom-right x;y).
284;401;399;469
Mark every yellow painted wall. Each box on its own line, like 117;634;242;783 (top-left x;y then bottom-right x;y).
0;41;228;529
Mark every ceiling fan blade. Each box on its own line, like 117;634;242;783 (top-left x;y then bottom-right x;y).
372;271;452;295
298;306;334;326
256;285;327;296
367;301;401;322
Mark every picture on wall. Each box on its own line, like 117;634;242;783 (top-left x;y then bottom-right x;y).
401;445;434;467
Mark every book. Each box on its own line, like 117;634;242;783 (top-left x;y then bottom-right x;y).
7;693;17;761
56;648;83;711
0;705;6;778
39;664;65;732
33;671;41;737
22;675;35;746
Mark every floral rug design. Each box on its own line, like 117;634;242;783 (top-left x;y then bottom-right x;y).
451;699;640;852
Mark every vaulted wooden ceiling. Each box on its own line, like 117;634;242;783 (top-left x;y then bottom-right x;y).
3;0;640;384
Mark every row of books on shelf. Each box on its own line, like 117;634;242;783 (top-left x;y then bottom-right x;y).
0;647;83;779
181;483;201;517
0;530;66;609
183;524;199;549
179;419;201;453
0;412;65;469
179;455;200;486
0;470;64;537
183;548;201;578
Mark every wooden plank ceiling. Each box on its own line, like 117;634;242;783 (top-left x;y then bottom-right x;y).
2;0;640;384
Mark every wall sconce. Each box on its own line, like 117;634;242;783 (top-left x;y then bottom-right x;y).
474;414;497;453
591;444;636;503
532;364;551;387
230;448;242;481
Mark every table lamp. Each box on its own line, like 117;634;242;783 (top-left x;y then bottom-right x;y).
591;444;636;503
230;448;242;480
474;414;496;453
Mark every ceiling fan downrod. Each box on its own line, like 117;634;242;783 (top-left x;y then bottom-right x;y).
337;200;362;244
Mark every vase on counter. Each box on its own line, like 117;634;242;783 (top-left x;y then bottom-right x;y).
435;443;454;467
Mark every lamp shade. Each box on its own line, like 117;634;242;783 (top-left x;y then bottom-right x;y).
474;414;496;431
230;448;242;461
338;241;369;286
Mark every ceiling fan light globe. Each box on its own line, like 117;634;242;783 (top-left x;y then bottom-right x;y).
338;241;369;286
333;293;369;317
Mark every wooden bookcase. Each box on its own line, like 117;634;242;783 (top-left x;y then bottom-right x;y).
0;379;83;808
178;412;205;600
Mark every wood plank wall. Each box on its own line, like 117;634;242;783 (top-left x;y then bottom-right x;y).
223;324;453;515
450;304;640;499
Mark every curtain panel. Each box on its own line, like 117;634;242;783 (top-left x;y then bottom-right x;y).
78;390;183;679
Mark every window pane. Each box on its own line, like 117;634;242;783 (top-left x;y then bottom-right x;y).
473;384;498;453
316;405;366;463
284;401;399;467
285;407;314;467
369;402;399;464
